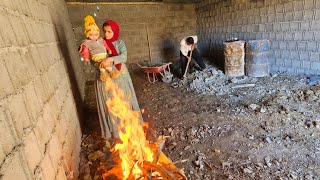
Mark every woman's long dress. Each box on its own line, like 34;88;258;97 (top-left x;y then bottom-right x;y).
95;39;142;139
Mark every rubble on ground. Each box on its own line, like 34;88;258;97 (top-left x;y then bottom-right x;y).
79;65;320;180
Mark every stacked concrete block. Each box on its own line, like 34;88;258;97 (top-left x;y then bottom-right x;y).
67;2;197;81
0;0;82;179
196;0;320;75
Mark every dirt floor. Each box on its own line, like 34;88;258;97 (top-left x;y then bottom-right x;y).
78;62;320;180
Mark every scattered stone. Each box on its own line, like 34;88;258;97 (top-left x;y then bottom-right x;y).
249;104;258;110
184;145;191;150
264;156;272;167
260;107;267;113
289;173;298;179
305;120;313;128
243;167;253;174
222;162;231;169
265;136;272;143
191;138;200;144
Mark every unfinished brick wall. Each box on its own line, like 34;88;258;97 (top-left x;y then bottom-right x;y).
0;0;82;179
67;2;196;81
196;0;320;75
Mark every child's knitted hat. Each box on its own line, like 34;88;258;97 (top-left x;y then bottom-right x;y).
84;15;99;37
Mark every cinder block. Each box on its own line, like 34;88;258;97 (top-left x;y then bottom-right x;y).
304;0;315;10
0;58;15;100
24;18;40;44
282;50;291;59
303;10;314;20
1;0;14;9
315;9;320;19
296;68;306;74
32;77;48;108
55;165;67;180
0;151;31;180
281;22;290;31
275;4;284;13
300;21;311;31
22;83;42;122
291;51;300;60
292;60;302;68
293;32;303;41
275;58;284;66
290;22;300;31
293;11;304;21
284;32;294;41
315;32;320;41
22;131;42;172
267;14;275;23
279;41;287;50
7;15;30;46
33;116;51;154
310;52;320;61
284;12;294;21
300;51;310;61
316;0;320;8
6;93;32;139
311;20;320;30
273;23;282;32
284;59;292;67
40;152;56;180
66;5;83;21
307;42;318;51
0;10;18;47
286;68;296;75
261;16;268;24
294;1;304;11
4;50;33;90
15;0;32;17
48;135;63;172
40;73;56;101
284;2;294;12
274;50;281;58
0;110;17;156
311;61;320;70
276;32;284;41
303;31;314;41
278;66;287;73
298;42;307;51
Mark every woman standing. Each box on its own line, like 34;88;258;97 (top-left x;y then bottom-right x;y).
96;20;142;140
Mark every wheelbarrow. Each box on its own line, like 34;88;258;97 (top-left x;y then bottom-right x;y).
137;62;173;83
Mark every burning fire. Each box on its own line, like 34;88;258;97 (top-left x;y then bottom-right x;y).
102;76;186;180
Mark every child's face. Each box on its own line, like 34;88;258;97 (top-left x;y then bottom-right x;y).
88;32;99;41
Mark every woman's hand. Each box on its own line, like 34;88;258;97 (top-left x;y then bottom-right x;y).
101;57;114;68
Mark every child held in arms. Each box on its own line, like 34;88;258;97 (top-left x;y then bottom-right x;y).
79;15;120;81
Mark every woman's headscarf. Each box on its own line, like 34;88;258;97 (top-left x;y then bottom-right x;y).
103;20;120;56
103;20;122;70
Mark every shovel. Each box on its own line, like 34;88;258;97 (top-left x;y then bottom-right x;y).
183;49;193;79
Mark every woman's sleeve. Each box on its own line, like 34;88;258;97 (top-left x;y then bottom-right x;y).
112;40;127;64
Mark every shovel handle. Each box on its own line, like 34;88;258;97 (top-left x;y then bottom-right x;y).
183;50;193;78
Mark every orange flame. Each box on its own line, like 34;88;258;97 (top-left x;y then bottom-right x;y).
104;77;153;179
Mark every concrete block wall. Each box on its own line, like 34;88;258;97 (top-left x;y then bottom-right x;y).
67;2;196;81
0;0;82;179
196;0;320;75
